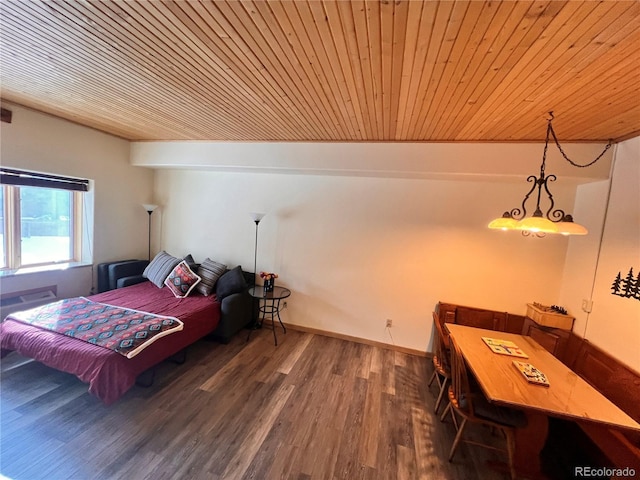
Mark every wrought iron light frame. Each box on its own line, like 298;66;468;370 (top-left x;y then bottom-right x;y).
489;112;612;237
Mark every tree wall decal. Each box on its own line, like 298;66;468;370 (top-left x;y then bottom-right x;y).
611;272;623;294
611;267;640;301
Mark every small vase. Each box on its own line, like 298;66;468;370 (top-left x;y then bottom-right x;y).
264;278;274;292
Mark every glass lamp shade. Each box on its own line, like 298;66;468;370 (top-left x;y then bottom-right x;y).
488;213;519;231
516;216;559;234
142;203;159;213
556;220;588;236
250;212;265;223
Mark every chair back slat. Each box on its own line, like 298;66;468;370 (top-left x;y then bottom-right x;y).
449;336;474;416
432;311;450;370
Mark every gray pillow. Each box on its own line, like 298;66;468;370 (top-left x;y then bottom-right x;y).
196;258;227;296
215;266;247;300
143;251;181;288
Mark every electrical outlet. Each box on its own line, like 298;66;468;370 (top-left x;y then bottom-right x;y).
283;301;288;309
581;299;593;313
386;319;393;328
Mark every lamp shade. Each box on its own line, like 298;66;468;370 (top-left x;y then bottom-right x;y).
488;212;519;231
250;212;265;223
556;219;588;236
516;216;559;234
142;203;159;213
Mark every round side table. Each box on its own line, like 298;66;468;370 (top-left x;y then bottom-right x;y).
247;286;291;346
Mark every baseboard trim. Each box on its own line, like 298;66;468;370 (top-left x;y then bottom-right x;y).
283;322;428;357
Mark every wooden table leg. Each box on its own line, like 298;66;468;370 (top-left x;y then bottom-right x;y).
513;411;549;479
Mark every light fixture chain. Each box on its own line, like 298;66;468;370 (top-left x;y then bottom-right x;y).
548;122;612;168
540;122;551;175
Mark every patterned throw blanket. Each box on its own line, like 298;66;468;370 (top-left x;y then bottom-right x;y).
9;297;184;359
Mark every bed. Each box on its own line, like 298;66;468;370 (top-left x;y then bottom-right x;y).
0;281;221;404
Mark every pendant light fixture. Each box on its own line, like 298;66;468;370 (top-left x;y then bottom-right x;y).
488;112;612;237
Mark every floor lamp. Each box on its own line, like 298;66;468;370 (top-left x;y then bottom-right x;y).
249;213;265;329
249;212;265;287
142;204;158;261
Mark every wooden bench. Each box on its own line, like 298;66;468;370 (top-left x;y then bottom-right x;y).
434;301;640;471
435;301;525;334
568;339;640;471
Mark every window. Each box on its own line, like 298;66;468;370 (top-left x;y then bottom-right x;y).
0;168;90;271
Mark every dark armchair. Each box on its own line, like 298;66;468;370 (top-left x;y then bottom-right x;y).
97;259;149;292
215;270;257;343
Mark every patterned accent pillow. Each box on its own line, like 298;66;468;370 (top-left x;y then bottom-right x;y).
196;258;227;296
143;251;181;288
164;261;202;298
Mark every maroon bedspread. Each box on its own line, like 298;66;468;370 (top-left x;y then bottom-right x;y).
0;281;220;404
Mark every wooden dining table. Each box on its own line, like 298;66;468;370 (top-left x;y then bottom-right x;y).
445;323;640;479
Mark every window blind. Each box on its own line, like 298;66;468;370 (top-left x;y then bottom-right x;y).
0;167;89;192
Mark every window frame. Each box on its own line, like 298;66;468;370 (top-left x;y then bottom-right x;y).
1;182;84;271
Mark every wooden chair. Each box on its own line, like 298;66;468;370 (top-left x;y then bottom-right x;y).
444;336;527;480
428;312;451;414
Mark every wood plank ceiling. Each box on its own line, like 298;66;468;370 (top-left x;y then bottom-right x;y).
1;1;639;142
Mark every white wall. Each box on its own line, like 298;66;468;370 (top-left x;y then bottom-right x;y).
155;168;577;352
0;103;154;298
567;137;640;371
558;179;610;338
134;139;613;352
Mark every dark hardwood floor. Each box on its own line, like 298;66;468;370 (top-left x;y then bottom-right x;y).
1;327;513;480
